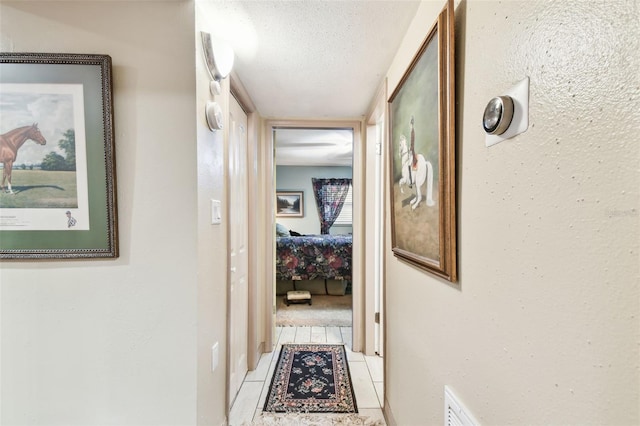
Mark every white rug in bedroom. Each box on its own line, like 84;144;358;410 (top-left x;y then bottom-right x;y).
276;294;352;327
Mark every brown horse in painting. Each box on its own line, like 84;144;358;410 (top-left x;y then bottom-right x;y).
0;123;47;194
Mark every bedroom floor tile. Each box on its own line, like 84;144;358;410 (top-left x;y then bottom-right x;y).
229;326;386;425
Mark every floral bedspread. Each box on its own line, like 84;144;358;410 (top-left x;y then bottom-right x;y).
276;234;352;281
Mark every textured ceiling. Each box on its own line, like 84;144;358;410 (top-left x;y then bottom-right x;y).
274;128;353;166
199;0;420;119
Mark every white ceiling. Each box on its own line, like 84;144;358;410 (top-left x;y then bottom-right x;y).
274;128;353;166
198;0;421;164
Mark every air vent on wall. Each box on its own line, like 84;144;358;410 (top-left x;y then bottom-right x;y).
445;386;479;426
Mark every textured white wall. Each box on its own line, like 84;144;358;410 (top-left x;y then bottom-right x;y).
384;0;639;424
195;3;230;424
0;2;200;424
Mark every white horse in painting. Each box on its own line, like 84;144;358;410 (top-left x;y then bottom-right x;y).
398;134;434;209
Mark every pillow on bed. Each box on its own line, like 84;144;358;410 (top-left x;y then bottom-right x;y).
276;223;289;237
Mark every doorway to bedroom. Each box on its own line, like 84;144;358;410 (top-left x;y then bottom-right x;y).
274;127;354;329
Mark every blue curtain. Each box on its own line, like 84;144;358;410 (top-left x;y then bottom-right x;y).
311;178;351;234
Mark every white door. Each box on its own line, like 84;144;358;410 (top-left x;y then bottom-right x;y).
228;94;249;407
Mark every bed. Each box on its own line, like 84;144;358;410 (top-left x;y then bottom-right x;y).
276;234;352;282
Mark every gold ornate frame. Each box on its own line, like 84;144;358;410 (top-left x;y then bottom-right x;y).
387;0;456;282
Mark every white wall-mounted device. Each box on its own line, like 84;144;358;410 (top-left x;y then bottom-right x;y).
211;199;221;225
209;80;221;96
484;77;529;147
211;342;219;372
201;31;234;132
483;95;514;135
205;101;224;131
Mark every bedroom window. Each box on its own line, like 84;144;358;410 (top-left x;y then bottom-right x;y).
312;178;351;234
333;184;352;226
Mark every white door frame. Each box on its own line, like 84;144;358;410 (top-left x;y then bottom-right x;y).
263;119;364;352
364;81;387;356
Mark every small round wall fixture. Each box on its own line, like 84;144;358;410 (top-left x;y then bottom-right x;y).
205;101;223;131
210;80;221;96
482;95;514;135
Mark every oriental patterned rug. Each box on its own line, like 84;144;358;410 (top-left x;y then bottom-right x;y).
263;344;358;414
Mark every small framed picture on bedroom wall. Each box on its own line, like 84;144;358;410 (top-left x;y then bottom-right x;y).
276;191;304;217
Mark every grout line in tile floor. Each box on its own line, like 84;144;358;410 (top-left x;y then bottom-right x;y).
228;326;385;426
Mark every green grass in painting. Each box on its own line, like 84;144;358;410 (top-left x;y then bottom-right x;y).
0;170;78;208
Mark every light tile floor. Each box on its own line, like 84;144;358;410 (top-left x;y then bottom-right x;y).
229;326;386;425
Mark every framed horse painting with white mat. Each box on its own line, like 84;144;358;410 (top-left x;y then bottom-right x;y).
388;0;456;282
0;53;117;259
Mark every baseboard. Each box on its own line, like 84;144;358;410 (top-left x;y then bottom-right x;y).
250;341;265;370
383;396;397;426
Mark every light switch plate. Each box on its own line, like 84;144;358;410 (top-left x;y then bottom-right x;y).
485;77;529;147
211;199;221;225
211;342;219;372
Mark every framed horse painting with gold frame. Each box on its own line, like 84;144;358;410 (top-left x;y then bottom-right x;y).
0;53;118;259
387;0;456;282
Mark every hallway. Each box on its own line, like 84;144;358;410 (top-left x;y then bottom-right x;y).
229;326;385;425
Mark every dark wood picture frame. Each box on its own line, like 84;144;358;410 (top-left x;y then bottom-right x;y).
387;0;457;282
276;190;304;218
0;53;118;259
